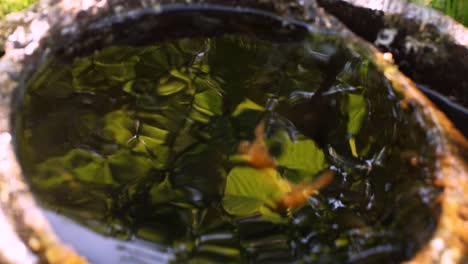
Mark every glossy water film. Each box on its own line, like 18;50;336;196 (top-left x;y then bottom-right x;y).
15;34;440;263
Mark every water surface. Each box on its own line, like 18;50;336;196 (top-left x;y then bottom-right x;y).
15;33;440;263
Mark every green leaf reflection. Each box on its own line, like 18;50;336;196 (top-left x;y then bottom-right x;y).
276;138;327;177
346;94;366;135
223;167;290;222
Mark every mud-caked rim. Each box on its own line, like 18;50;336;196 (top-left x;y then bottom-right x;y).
0;0;466;263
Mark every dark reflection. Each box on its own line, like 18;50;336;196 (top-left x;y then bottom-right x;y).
15;33;439;263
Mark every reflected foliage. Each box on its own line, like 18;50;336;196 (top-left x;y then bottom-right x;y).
16;34;439;263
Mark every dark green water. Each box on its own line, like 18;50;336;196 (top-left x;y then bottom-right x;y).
15;34;440;263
